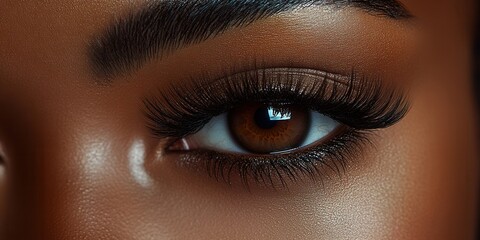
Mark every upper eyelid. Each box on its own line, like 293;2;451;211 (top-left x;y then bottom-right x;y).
143;67;409;139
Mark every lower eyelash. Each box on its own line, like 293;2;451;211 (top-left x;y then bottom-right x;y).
172;129;373;189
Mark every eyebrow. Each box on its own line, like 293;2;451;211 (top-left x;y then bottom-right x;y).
89;0;412;80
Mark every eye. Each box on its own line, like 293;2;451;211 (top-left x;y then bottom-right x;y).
145;68;409;188
171;104;341;154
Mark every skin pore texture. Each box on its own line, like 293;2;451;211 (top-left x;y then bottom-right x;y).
0;0;478;239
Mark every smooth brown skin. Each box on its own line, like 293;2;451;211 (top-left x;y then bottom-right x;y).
0;0;478;239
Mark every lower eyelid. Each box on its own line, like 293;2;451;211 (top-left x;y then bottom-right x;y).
171;128;373;189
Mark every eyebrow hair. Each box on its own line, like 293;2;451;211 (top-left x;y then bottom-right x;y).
89;0;412;80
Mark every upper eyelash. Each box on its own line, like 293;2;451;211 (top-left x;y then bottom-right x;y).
143;67;410;139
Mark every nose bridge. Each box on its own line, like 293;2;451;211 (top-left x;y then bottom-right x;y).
3;118;128;239
1;133;46;238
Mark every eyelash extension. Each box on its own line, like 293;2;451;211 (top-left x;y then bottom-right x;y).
143;67;409;138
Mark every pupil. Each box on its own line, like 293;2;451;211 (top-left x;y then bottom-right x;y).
254;107;279;129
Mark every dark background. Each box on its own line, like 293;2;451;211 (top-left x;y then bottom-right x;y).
475;6;479;106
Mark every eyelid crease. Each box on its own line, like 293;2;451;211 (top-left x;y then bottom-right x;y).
143;67;410;139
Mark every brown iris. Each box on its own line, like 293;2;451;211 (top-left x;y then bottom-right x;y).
228;104;310;154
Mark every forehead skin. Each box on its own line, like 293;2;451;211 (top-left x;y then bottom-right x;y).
0;0;478;239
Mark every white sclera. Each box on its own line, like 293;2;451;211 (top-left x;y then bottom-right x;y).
300;112;339;148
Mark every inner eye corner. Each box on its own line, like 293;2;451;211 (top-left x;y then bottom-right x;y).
165;137;191;152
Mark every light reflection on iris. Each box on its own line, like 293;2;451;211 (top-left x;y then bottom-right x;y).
267;106;292;121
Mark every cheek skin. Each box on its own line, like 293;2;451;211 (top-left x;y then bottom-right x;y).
396;50;478;238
